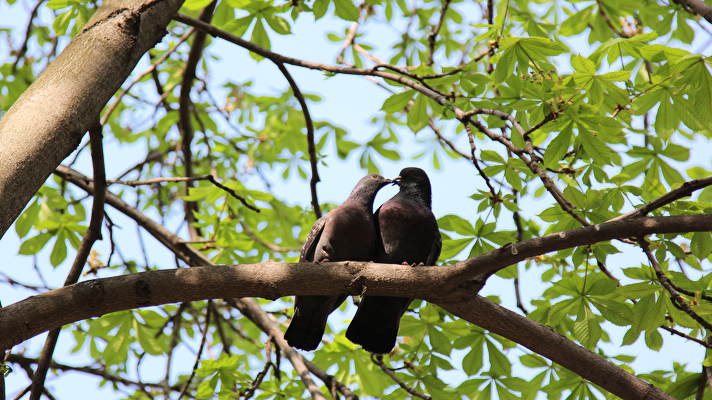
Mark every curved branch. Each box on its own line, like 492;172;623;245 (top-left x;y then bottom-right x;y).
672;0;712;24
439;297;674;400
274;62;321;219
448;214;712;283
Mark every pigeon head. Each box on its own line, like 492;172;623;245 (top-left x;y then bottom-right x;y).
347;174;392;206
393;167;432;208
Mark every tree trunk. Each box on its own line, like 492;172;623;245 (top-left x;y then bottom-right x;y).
0;0;183;238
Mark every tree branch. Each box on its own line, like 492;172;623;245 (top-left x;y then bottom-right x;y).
29;124;106;400
609;176;712;221
178;2;216;241
108;174;260;212
439;296;674;400
640;239;712;332
176;302;211;400
0;0;183;238
6;354;167;390
672;0;712;24
102;27;195;125
274;62;321;219
372;355;431;400
427;0;451;66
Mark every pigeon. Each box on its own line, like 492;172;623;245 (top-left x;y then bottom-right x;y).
346;167;441;354
284;174;392;351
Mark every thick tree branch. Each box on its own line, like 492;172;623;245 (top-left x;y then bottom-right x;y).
0;0;184;238
3;212;711;353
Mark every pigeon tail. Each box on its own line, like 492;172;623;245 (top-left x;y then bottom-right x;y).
346;296;410;354
284;296;332;351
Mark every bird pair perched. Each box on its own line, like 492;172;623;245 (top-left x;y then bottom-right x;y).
284;167;441;354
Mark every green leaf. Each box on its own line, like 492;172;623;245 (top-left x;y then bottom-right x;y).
429;326;452;355
644;329;663;351
579;132;616;166
50;234;68;267
265;15;291;35
135;320;165;355
333;0;359;21
486;340;511;377
462;346;484;375
407;94;429;133
183;0;213;10
543;127;572;169
381;90;414;113
312;0;330;19
15;200;40;238
691;232;712;259
196;374;219;399
571;54;596;74
599;70;630;81
440;238;473;259
250;19;270;59
438;214;474;235
18;232;53;255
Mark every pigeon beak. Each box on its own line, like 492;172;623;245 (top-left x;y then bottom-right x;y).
392;176;402;186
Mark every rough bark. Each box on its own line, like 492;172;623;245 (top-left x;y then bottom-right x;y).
0;258;685;399
0;0;183;238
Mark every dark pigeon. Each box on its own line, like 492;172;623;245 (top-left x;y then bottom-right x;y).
346;167;441;354
284;174;391;351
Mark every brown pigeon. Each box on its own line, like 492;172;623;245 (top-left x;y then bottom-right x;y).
346;167;441;354
284;174;391;351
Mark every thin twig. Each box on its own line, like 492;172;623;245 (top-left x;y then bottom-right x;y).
427;0;451;66
240;222;300;252
640;239;712;332
176;302;211;400
372;355;431;400
179;2;216;241
275;62;321;219
108;175;260;212
241;361;272;399
659;326;711;349
7;354;167;390
465;124;498;201
511;197;529;315
101;28;195;124
29;124;106;400
11;0;44;73
609;176;712;222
